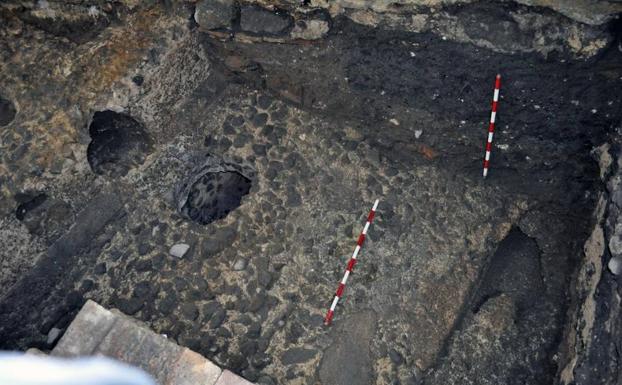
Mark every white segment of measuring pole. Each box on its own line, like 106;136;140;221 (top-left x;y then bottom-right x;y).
352;245;360;259
341;270;350;284
362;222;370;235
330;296;339;311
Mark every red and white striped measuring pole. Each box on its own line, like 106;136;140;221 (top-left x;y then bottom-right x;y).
483;74;501;178
324;199;379;326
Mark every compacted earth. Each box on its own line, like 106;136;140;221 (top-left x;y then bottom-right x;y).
1;1;621;384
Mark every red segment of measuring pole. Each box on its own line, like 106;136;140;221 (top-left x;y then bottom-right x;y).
483;74;501;178
324;199;379;326
357;234;366;246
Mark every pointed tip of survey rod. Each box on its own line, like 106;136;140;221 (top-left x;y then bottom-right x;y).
373;199;380;210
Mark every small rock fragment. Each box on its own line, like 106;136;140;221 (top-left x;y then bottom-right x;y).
233;259;248;271
47;327;62;345
290;19;330;40
609;225;622;256
209;309;226;328
169;243;190;258
389;118;399;126
414;130;423;139
116;297;143;315
26;348;46;356
181;303;199;321
94;263;107;275
240;6;293;35
388;348;404;365
608;256;622;275
194;0;235;30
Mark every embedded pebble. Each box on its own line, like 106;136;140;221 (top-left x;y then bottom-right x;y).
389;348;404;365
240;6;293;35
47;327;62;345
608;256;622;275
233;259;248;271
169;243;190;258
194;0;235;30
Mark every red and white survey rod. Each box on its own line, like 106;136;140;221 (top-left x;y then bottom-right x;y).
324;199;379;326
483;74;501;178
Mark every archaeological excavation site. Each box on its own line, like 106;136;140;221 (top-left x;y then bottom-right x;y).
1;1;622;384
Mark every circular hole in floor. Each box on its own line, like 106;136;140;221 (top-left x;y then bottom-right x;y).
183;171;252;225
0;96;17;127
175;154;255;225
87;110;152;177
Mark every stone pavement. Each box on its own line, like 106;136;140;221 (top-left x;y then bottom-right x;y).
52;300;253;385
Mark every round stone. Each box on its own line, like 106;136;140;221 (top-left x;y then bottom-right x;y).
389;349;404;365
169;243;190;258
46;327;62;346
608;256;622;275
233;259;248;271
181;303;199;321
195;0;235;30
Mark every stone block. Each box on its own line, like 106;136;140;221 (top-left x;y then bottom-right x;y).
167;348;222;385
52;300;226;385
52;300;117;356
95;315;177;382
215;370;255;385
